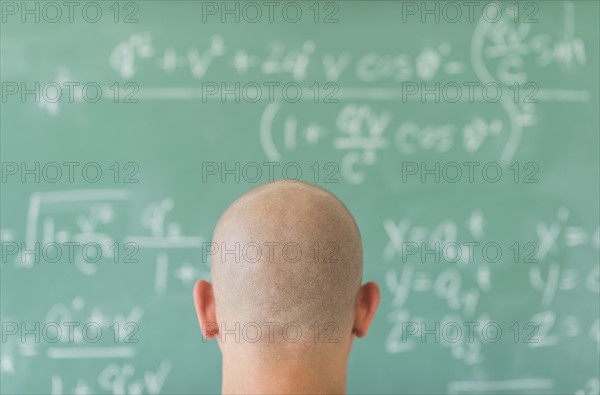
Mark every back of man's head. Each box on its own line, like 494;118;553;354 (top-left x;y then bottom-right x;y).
193;180;379;393
214;179;361;344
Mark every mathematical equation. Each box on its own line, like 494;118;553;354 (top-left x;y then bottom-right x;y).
1;190;209;291
383;207;600;371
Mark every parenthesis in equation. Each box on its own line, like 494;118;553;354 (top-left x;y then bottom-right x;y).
471;13;527;167
259;102;281;162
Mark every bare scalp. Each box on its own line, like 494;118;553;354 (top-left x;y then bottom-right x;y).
211;180;363;344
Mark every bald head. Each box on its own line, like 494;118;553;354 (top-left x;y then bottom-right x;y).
210;180;363;340
194;179;380;392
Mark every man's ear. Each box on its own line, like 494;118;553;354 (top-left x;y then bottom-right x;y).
193;280;218;340
352;281;380;338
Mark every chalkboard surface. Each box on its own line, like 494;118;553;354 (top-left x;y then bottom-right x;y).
1;1;599;394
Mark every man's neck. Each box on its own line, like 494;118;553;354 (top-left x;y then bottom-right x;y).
221;351;347;394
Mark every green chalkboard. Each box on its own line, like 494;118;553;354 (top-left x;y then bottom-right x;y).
1;1;599;394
